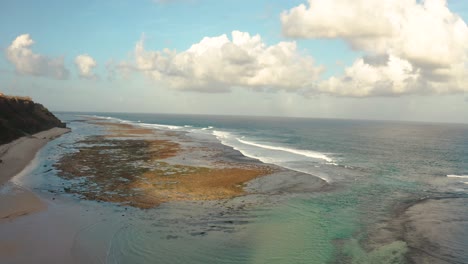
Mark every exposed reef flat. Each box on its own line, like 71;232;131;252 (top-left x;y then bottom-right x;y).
362;194;468;264
401;197;468;264
54;120;279;209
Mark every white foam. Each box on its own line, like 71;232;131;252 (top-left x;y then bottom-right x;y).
212;130;332;182
213;131;279;164
213;130;333;163
82;114;189;132
79;114;113;120
201;126;214;130
138;123;182;130
237;138;333;163
212;130;230;139
447;175;468;179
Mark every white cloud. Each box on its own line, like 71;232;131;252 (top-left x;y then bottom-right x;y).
122;31;323;92
281;0;393;39
5;34;69;80
75;54;98;79
282;0;468;96
317;55;421;97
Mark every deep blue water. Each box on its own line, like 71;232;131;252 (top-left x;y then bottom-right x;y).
51;112;468;263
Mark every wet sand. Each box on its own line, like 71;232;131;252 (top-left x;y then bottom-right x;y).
0;183;46;221
0;127;70;222
0;127;70;185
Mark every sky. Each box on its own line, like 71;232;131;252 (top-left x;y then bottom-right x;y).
1;0;467;123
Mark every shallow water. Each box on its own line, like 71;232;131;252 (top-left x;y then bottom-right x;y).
13;113;468;263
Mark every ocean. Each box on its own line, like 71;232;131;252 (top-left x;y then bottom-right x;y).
15;112;468;263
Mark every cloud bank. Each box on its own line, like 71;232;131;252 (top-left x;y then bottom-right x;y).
122;31;323;92
75;54;98;79
7;1;467;98
282;0;468;96
5;34;69;80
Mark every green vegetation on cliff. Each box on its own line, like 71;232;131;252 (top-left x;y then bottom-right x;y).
0;94;65;145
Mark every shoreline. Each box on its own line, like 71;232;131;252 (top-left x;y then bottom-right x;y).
0;127;70;222
0;127;71;185
0;117;329;263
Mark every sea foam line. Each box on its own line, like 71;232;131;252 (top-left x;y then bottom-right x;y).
82;115;187;131
447;175;468;179
138;123;182;130
212;130;230;139
80;114;122;121
237;138;333;163
213;131;331;182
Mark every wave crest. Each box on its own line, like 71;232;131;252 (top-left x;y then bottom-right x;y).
237;138;333;163
447;175;468;179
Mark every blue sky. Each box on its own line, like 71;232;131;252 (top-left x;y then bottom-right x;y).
0;0;355;75
1;0;467;123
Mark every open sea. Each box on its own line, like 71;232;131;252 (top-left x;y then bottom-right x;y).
17;112;468;263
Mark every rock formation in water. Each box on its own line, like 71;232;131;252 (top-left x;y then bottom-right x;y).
0;93;66;145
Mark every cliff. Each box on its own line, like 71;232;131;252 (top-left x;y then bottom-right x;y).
0;94;66;145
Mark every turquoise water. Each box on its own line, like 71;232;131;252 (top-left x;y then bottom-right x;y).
35;113;468;263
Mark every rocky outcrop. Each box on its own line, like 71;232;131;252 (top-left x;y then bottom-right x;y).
0;95;66;145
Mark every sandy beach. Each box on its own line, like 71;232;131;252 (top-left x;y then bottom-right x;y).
0;127;70;185
0;127;70;221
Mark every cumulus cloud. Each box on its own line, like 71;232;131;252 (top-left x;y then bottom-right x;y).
75;54;98;79
5;34;69;80
121;31;323;92
282;0;468;96
317;55;421;97
281;0;393;39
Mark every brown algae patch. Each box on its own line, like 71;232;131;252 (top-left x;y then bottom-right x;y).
136;164;273;203
54;123;274;209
